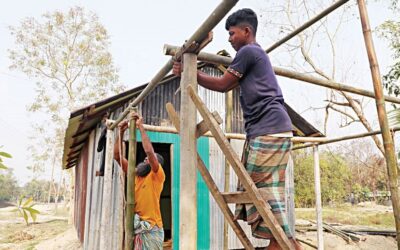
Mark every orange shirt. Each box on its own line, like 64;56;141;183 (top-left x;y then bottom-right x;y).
134;165;165;227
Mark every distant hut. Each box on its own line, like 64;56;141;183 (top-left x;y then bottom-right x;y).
62;64;323;249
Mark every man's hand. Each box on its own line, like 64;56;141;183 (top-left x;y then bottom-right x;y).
118;120;129;133
131;113;144;128
172;61;182;77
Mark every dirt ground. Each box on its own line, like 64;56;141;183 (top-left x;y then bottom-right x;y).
296;230;397;250
0;202;397;249
0;202;82;250
34;227;81;250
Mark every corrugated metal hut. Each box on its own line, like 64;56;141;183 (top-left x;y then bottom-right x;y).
62;64;323;250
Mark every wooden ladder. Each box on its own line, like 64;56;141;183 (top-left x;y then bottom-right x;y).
165;85;294;250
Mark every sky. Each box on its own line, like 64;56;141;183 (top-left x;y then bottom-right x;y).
0;0;396;185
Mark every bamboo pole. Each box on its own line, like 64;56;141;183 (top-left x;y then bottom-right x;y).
357;0;400;245
293;126;400;150
223;90;233;250
125;112;137;250
164;44;400;104
139;124;400;150
100;124;115;250
109;0;238;130
179;53;198;249
313;146;324;250
266;0;349;53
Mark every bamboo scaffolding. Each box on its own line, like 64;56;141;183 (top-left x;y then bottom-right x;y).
266;0;350;53
293;126;400;150
125;113;137;250
109;0;239;130
164;44;400;104
357;0;400;246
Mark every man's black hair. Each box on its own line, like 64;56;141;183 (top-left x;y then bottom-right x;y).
136;162;151;177
155;153;164;166
225;8;258;35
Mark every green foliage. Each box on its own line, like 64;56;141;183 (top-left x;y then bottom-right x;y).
12;196;40;226
293;150;351;207
8;7;125;174
377;2;400;99
21;179;52;202
0;169;20;201
0;146;12;170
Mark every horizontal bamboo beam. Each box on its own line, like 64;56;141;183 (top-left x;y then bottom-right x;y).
109;120;400;148
109;0;239;130
266;0;350;53
293;126;400;150
164;44;400;104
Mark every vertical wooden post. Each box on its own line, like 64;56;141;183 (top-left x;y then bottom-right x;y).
357;0;400;246
223;90;233;250
313;146;324;250
126;112;137;250
180;53;198;249
285;155;296;237
100;126;115;250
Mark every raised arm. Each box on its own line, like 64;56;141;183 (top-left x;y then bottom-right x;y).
173;61;239;92
114;120;128;173
133;113;160;173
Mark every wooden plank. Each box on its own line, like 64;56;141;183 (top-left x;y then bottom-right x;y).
286;156;296;237
99;126;115;250
221;191;269;204
179;53;198;249
187;85;294;250
196;111;223;138
166;103;254;250
313;146;324;250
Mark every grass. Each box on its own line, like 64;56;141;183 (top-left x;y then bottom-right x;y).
295;204;395;229
0;217;69;250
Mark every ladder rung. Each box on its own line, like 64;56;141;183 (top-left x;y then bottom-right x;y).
221;191;270;204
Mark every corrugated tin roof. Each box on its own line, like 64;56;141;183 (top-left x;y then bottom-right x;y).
63;65;323;169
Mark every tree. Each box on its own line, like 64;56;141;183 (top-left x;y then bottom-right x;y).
22;179;52;202
0;168;20;201
292;149;351;207
0;146;12;170
8;6;125;219
8;6;125;168
377;2;400;128
338;139;388;197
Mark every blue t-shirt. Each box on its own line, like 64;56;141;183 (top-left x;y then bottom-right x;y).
227;43;292;138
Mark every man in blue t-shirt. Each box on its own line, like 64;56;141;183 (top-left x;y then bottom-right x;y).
173;8;302;250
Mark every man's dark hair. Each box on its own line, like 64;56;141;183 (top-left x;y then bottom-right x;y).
136;162;151;177
155;153;164;166
225;8;258;34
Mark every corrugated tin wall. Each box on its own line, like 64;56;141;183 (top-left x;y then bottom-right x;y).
82;111;126;250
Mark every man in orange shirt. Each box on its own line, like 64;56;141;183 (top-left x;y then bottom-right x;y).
114;113;165;250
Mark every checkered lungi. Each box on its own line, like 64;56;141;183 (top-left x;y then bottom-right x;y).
234;135;293;239
133;214;164;250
